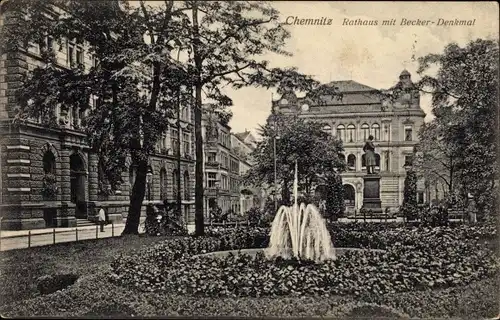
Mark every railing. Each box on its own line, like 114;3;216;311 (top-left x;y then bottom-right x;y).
204;220;259;228
0;223;132;252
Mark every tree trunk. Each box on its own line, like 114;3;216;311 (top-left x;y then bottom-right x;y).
192;1;204;236
176;89;182;220
122;159;147;235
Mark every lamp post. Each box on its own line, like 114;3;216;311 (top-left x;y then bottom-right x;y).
273;135;281;212
146;166;153;203
214;180;220;223
403;162;413;223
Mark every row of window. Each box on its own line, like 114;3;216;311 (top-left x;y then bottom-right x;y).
129;166;190;200
206;151;241;173
219;132;231;148
206;172;241;192
322;123;413;142
29;37;95;70
157;129;192;156
339;152;413;171
342;185;424;205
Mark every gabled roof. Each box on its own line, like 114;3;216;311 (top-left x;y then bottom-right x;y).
234;131;251;141
323;80;379;93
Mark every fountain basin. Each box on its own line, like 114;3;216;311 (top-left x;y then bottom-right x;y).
195;247;385;260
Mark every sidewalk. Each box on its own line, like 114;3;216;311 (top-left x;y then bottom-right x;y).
0;220;196;252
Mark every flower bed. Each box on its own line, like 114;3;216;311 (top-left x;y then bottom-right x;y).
0;223;498;318
109;225;499;299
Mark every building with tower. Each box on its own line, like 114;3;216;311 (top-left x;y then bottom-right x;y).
272;70;427;212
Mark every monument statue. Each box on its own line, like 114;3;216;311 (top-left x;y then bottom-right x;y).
363;135;376;174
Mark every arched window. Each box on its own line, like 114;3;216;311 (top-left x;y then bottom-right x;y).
339;153;346;164
322;124;332;133
347;154;356;171
172;170;179;199
361;154;366;170
375;153;381;171
183;170;190;200
347;124;356;142
336;124;345;141
343;184;355;207
372;123;380;141
43;151;56;174
159;168;167;200
361;123;370;141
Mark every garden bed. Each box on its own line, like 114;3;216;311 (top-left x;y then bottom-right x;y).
0;222;498;318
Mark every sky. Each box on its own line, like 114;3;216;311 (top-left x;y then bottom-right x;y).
221;1;499;136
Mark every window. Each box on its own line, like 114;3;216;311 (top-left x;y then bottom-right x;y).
230;159;239;173
160;168;167;200
384;124;390;141
417;192;425;204
67;42;75;67
404;155;413;166
344;184;355;206
207;152;217;163
91;55;98;68
182;106;190;122
46;36;54;51
375;153;381;171
361;123;370;141
347;124;355;142
339;153;346;164
43;151;56;174
170;129;179;155
221;175;228;190
322;125;331;133
347;154;356;171
183;171;190;200
404;125;413;141
208;172;217;188
159;133;167;151
372;123;380;141
172;170;179;198
336;125;345;141
221;153;229;169
384;151;390;171
183;132;190;156
76;46;83;67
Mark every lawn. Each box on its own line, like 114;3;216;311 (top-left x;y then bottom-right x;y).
0;223;498;318
0;235;170;308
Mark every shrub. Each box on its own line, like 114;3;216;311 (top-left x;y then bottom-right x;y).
109;226;499;299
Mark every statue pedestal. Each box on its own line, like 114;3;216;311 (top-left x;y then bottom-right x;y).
362;174;383;214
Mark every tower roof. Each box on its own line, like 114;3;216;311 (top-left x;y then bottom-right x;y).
400;69;411;77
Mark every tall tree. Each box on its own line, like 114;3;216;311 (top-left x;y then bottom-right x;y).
185;1;339;235
401;168;418;220
413;120;459;196
324;171;345;221
246;113;345;206
2;0;193;234
415;39;498;215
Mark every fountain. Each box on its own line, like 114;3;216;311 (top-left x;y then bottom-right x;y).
265;161;336;262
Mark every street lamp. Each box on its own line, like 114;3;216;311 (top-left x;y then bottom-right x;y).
273;134;280;211
146;166;153;202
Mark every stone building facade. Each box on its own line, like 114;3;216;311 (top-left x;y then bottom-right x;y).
0;11;195;230
202;111;261;220
273;71;426;212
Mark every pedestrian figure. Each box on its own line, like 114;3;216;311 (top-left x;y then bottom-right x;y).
98;207;106;232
